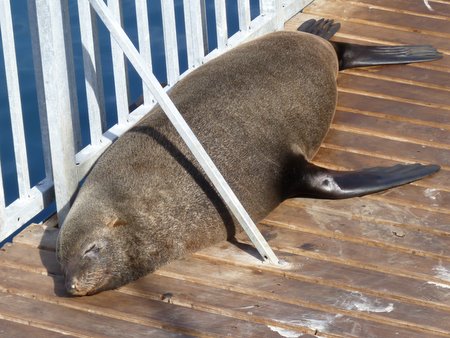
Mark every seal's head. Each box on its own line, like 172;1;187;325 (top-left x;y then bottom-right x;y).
56;211;157;296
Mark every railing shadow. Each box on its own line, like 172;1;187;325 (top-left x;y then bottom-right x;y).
38;214;71;298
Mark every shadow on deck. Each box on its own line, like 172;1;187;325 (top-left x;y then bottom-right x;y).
1;1;450;337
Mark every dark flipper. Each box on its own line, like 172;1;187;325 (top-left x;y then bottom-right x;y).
281;156;440;200
334;42;443;70
297;18;340;40
297;18;442;70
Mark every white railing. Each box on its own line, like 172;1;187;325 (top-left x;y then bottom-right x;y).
0;0;312;261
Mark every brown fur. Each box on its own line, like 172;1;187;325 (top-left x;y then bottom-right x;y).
56;31;338;295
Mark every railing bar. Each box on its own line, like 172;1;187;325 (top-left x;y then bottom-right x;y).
200;0;209;54
88;0;280;265
237;0;251;31
61;2;82;151
135;0;153;105
160;0;179;86
107;0;129;125
3;178;54;241
183;0;205;68
34;0;79;224
0;0;31;198
27;0;53;182
214;0;228;50
78;0;106;146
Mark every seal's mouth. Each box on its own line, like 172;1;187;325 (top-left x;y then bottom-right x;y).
64;272;110;296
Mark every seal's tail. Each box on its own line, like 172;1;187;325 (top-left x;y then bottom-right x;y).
298;18;443;70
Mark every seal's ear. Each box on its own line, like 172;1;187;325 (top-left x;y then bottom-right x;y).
106;216;128;228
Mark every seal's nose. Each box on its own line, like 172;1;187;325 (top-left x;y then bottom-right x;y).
65;277;82;296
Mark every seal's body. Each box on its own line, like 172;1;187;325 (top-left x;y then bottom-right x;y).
57;24;440;296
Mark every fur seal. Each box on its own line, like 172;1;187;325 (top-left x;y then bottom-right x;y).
56;19;441;296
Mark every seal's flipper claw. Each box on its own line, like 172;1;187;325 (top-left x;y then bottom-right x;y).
334;43;443;70
282;158;440;200
297;18;341;40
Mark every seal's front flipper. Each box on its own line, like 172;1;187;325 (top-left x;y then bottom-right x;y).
297;18;341;40
282;158;440;200
334;42;443;70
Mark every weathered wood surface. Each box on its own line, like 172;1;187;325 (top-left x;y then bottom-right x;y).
1;2;450;337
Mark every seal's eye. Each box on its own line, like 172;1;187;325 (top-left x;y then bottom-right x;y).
84;244;100;256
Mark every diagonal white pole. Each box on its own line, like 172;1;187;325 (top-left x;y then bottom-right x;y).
88;0;280;265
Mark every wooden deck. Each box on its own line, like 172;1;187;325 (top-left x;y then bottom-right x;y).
1;1;450;337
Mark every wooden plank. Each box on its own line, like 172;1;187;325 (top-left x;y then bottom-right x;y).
332;109;450;147
238;223;450;285
285;14;450;69
0;318;74;338
337;73;450;110
354;0;450;17
265;202;450;260
0;292;182;338
323;129;450;168
312;147;450;191
135;271;445;338
0;247;287;338
0;246;443;338
343;66;450;93
160;257;450;337
306;0;450;36
193;242;450;312
286;197;450;235
302;5;450;53
336;91;450;127
4;229;450;336
13;223;58;251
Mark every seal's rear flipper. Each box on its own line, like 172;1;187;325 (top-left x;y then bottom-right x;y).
297;18;442;70
298;18;341;40
282;158;440;200
334;42;443;70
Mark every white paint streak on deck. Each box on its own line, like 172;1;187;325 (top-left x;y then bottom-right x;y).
338;292;395;313
427;281;450;289
268;326;303;338
424;188;440;201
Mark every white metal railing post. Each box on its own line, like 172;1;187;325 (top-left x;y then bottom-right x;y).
108;0;130;125
34;0;79;224
88;0;280;265
214;0;228;50
200;0;209;54
183;0;205;68
237;0;251;31
0;0;31;199
78;0;107;146
161;0;180;86
27;0;53;182
259;0;283;30
135;0;153;105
